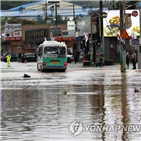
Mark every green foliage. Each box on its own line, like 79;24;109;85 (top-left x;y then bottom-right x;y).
1;17;37;25
114;1;138;10
85;54;90;58
68;1;99;8
1;17;9;25
22;19;36;25
1;1;30;10
1;14;71;26
62;90;68;95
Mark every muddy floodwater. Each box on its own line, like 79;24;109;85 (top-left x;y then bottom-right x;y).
1;63;141;141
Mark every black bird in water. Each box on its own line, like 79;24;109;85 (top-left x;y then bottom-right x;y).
23;74;31;78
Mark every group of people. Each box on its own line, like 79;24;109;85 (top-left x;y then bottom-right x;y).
18;52;26;63
96;49;137;69
126;50;137;70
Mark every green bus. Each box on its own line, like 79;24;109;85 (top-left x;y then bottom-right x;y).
37;40;67;72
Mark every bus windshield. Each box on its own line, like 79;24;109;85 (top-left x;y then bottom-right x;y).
44;46;66;55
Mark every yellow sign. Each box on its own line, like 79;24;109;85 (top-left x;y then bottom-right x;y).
52;61;58;65
120;29;130;39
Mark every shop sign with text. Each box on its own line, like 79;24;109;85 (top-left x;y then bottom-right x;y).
5;23;22;41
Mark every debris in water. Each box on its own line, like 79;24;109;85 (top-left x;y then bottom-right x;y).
134;88;139;93
62;90;68;95
23;74;31;78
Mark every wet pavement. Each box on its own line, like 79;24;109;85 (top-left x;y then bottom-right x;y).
1;61;141;141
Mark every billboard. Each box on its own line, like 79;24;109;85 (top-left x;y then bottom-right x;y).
103;10;140;37
4;23;22;41
25;28;49;41
76;16;91;37
50;26;62;37
67;21;75;30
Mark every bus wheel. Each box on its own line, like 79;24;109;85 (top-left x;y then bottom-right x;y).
67;58;71;63
41;66;45;72
37;64;41;71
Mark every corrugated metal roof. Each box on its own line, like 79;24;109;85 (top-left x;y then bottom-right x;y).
1;0;100;18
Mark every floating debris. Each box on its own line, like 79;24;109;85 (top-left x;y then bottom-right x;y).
62;90;68;95
23;74;31;78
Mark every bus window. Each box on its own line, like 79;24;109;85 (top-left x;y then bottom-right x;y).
39;46;43;57
59;47;66;55
44;46;66;55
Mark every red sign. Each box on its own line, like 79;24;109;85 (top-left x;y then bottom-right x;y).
132;11;138;17
120;29;130;39
70;39;76;44
5;37;22;41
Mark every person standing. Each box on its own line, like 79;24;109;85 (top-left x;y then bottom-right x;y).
96;49;103;68
6;54;11;67
132;50;137;69
18;52;21;62
22;53;26;63
126;51;130;70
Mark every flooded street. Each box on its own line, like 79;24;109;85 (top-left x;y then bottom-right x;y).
1;62;141;141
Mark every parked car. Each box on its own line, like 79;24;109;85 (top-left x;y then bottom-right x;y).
21;53;37;62
67;54;74;63
1;53;18;62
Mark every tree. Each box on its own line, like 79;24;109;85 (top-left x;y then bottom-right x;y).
1;1;30;10
1;17;37;26
115;1;138;10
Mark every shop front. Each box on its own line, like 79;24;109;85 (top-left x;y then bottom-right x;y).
103;9;140;63
75;11;100;63
24;28;50;53
2;23;23;54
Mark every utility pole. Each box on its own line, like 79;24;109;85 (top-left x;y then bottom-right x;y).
73;4;75;21
55;3;57;27
45;0;47;23
48;1;59;27
100;1;104;55
137;3;141;69
120;1;126;72
89;5;93;64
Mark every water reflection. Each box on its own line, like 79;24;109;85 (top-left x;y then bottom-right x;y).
1;70;141;140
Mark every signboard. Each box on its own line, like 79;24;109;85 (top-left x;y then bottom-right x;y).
4;23;22;41
62;30;75;38
92;10;100;34
76;17;91;37
120;29;130;39
51;38;55;41
117;34;125;44
103;10;140;37
132;11;138;17
132;38;139;45
50;26;62;37
67;21;75;30
102;12;107;18
25;28;49;41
